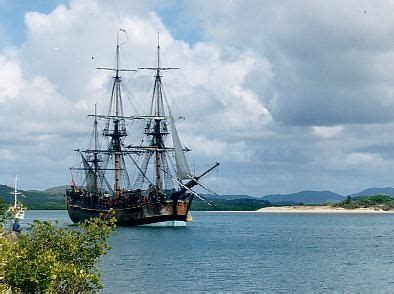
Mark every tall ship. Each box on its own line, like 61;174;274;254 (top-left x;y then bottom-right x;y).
66;33;219;226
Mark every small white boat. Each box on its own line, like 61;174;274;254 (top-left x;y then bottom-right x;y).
8;175;26;220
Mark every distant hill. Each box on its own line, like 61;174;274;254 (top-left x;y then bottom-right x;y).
261;190;345;205
191;198;270;211
0;185;261;210
0;184;65;209
203;194;256;200
43;185;70;195
350;187;394;197
4;184;394;210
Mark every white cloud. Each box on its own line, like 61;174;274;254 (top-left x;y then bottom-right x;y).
345;152;384;167
0;54;24;102
0;0;271;191
1;0;394;196
312;126;344;139
0;148;15;161
188;135;253;162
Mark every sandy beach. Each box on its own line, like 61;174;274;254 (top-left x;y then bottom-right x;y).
257;206;394;213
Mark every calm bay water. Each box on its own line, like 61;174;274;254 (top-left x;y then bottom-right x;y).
24;210;394;293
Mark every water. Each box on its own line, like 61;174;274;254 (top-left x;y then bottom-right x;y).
24;211;394;293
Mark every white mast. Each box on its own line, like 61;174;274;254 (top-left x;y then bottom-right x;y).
9;174;26;220
12;175;21;208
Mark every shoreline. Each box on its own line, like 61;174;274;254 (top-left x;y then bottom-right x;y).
23;207;394;214
257;205;394;213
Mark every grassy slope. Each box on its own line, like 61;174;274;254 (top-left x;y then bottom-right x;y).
0;185;66;210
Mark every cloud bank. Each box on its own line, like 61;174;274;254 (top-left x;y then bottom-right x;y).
0;0;393;196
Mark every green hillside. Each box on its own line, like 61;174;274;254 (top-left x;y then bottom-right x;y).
43;185;69;195
334;195;394;210
0;184;271;211
191;198;271;211
0;185;65;210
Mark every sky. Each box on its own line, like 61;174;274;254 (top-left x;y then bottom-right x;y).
0;0;394;196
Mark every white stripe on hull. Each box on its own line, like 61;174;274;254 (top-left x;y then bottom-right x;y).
141;220;187;227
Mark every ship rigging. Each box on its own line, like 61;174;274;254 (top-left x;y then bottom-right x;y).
66;31;219;226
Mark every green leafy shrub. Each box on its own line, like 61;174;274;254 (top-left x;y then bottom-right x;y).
335;195;394;209
1;215;115;292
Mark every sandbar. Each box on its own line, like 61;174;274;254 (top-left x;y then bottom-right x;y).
257;206;394;213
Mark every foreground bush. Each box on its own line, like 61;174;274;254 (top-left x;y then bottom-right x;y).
1;215;115;292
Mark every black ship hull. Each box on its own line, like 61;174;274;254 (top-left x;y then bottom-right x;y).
66;193;192;226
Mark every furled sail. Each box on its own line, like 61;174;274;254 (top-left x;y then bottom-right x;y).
80;152;97;193
168;109;191;180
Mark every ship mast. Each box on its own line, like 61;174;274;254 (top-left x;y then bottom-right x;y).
95;30;136;198
93;104;99;194
139;34;179;195
154;37;162;192
113;33;122;198
11;175;22;208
